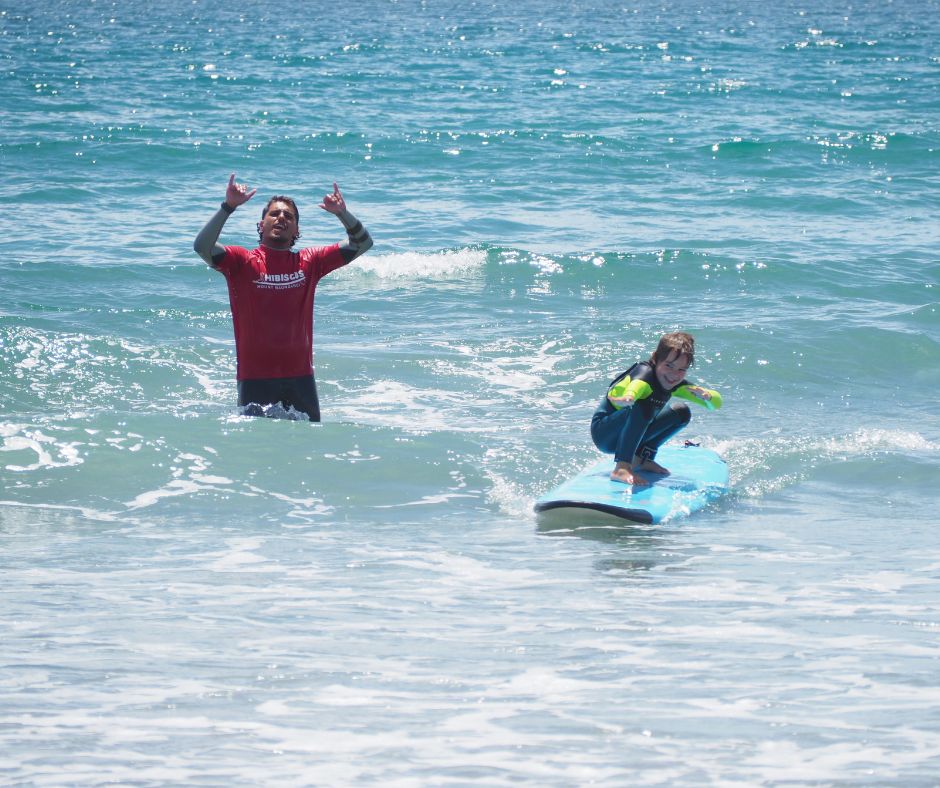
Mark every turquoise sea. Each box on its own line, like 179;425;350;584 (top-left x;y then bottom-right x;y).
2;0;940;783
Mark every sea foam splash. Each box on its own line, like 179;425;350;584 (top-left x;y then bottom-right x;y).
346;248;487;280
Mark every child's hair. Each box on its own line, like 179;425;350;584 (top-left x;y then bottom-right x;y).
650;331;695;366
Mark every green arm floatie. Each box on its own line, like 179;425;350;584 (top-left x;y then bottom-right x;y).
673;384;723;411
607;377;653;409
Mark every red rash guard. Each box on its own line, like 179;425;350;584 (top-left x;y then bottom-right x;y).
215;244;348;380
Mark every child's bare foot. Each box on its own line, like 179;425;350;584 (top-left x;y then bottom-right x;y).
637;458;670;476
611;463;651;486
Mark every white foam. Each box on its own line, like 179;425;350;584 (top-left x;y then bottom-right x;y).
0;498;119;522
824;427;935;455
343;248;486;281
0;423;83;472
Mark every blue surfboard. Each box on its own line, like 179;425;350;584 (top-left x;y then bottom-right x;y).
534;444;729;525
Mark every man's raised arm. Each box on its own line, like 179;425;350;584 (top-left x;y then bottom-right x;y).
320;182;373;263
193;173;256;266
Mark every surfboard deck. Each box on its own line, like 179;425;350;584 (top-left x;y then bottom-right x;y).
534;444;729;525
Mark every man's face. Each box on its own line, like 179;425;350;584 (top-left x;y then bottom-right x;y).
260;200;298;248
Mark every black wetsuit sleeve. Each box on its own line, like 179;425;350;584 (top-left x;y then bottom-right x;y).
194;204;232;267
336;211;373;263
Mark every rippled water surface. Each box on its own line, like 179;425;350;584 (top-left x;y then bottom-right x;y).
2;0;939;783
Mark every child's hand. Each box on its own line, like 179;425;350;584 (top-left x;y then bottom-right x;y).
609;394;636;408
687;386;711;401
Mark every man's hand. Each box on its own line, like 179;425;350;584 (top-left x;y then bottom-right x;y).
225;173;257;208
319;182;347;215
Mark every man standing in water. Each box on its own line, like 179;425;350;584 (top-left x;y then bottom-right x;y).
194;173;373;421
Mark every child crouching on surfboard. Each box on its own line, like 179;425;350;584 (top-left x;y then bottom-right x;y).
591;331;722;486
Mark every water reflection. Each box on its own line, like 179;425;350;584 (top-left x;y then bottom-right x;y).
535;505;725;577
536;508;674;575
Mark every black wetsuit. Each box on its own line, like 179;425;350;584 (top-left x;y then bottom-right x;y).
590;362;692;464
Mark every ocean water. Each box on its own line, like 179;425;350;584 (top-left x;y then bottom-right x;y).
2;0;940;783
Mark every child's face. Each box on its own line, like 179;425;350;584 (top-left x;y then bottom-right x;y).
654;350;690;390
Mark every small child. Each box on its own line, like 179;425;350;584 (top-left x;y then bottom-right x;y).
591;331;722;486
